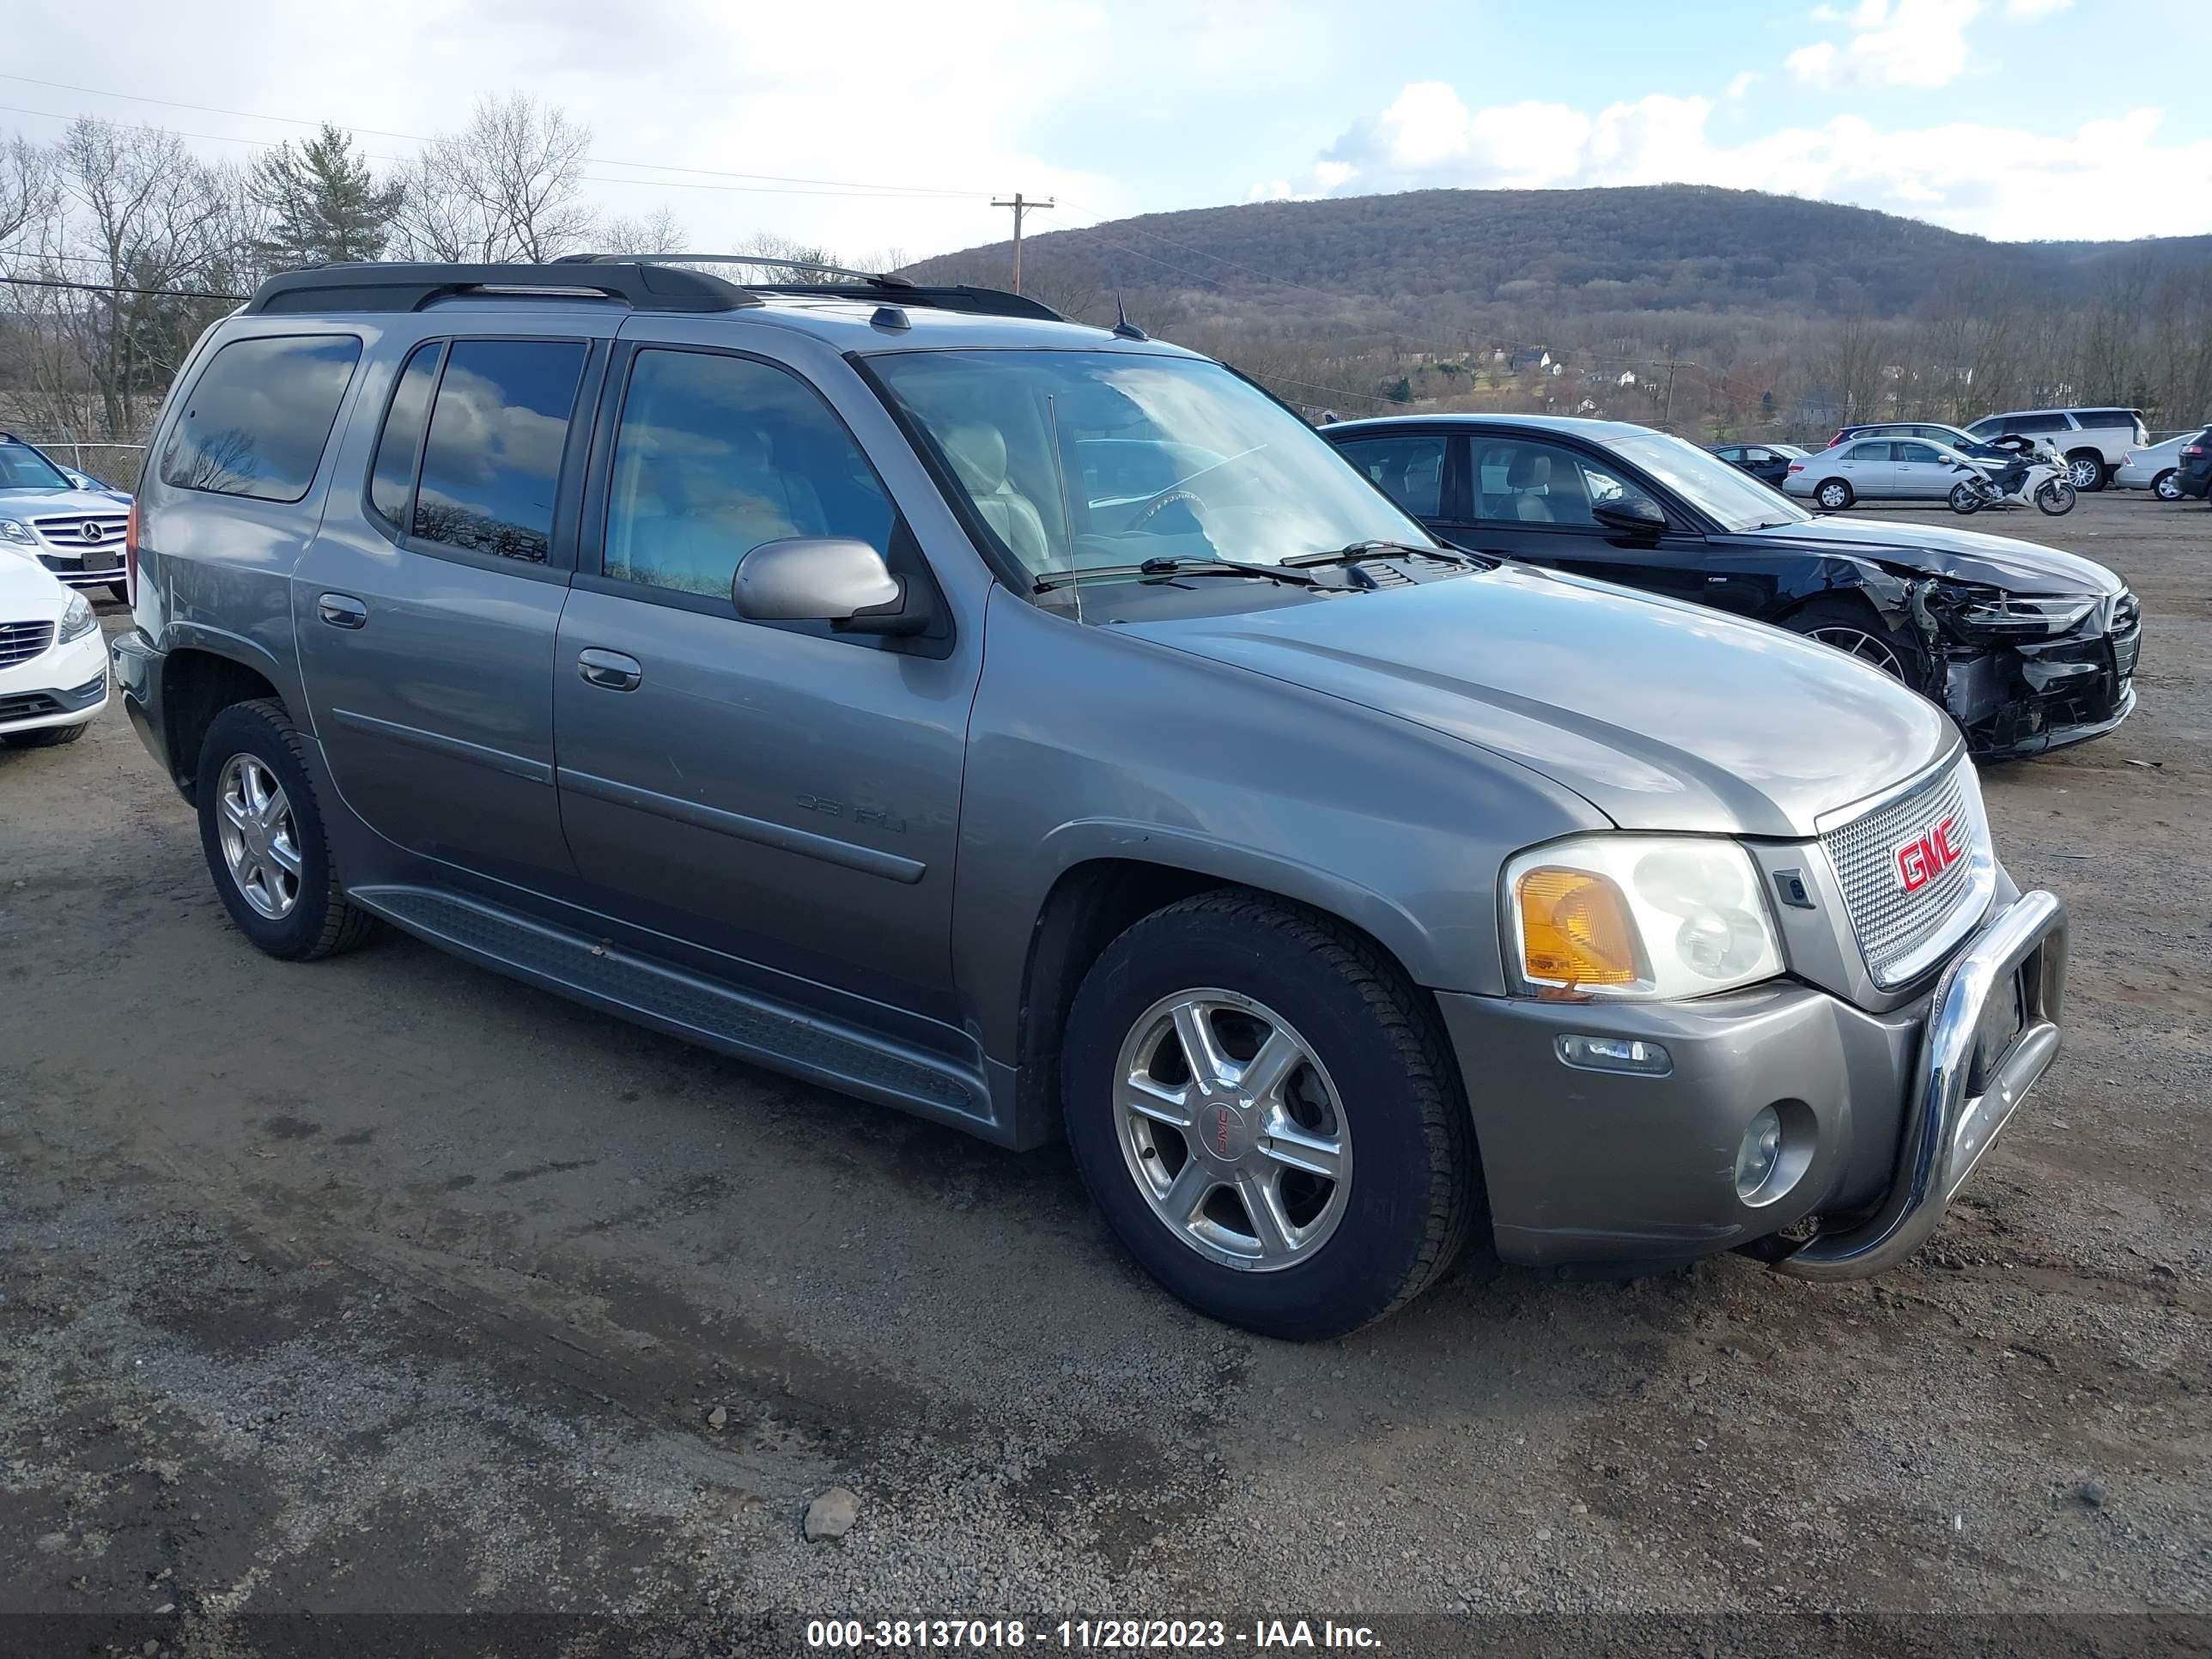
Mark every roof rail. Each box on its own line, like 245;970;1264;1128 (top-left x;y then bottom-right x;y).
553;252;1066;322
241;261;761;316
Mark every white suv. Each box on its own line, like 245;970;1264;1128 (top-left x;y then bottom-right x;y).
1964;408;2149;493
0;549;109;748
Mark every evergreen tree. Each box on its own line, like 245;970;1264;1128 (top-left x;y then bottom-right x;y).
249;125;402;268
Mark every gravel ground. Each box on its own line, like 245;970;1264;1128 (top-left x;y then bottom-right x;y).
2;492;2207;1655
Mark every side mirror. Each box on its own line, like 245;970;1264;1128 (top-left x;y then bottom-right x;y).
732;538;929;635
1591;497;1667;536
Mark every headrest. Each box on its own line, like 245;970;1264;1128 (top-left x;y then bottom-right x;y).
1506;451;1551;489
943;425;1010;494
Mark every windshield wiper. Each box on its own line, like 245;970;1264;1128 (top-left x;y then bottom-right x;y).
1034;556;1321;593
1285;539;1496;572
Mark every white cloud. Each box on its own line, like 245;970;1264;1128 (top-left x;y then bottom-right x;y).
2005;0;2071;15
1283;87;2212;241
1788;0;1982;89
1724;71;1762;101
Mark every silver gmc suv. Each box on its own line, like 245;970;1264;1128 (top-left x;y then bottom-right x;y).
112;258;2068;1339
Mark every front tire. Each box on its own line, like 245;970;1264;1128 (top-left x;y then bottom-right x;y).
1061;890;1480;1340
196;699;375;961
2036;479;2077;515
1785;596;1920;684
1;720;89;749
2152;469;2180;501
1815;479;1854;510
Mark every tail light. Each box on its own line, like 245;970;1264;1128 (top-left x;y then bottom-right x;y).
125;501;138;608
1827;431;1847;447
1786;463;1804;472
2185;443;2206;459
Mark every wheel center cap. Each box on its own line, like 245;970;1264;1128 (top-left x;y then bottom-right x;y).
1198;1099;1254;1164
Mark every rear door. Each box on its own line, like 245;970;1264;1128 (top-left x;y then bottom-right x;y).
1329;428;1458;528
1832;441;1897;495
550;332;979;1023
294;323;609;891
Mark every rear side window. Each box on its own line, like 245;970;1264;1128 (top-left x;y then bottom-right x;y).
160;334;363;502
412;339;588;562
1845;442;1893;461
368;342;441;527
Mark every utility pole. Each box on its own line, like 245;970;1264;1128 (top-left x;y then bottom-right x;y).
992;192;1054;294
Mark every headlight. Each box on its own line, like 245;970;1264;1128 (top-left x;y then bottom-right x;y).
57;592;97;643
1504;835;1785;1000
0;520;34;544
1953;593;2100;635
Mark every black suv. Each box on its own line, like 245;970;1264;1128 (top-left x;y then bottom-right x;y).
1322;413;2142;758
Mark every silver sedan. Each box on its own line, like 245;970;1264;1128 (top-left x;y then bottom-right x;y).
1784;436;1991;509
2113;433;2192;500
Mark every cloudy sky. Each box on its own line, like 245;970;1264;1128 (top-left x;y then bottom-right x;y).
3;0;2204;261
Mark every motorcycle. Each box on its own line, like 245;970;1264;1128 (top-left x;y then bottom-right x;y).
1948;454;2075;516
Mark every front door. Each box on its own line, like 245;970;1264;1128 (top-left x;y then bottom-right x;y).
295;331;606;890
551;340;978;1022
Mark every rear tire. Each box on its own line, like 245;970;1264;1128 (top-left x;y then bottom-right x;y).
1;720;89;749
2152;470;2180;501
1060;890;1481;1340
1948;481;1984;514
1814;479;1853;510
196;699;376;962
2065;451;2106;492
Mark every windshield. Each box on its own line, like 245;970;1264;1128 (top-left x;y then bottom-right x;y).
869;349;1429;583
1606;430;1811;531
0;441;73;493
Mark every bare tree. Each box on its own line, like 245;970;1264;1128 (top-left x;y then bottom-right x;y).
0;134;53;252
394;95;593;264
596;205;686;256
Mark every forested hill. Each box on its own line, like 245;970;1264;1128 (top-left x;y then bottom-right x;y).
902;185;2212;319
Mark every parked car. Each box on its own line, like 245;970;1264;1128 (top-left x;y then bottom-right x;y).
118;258;2070;1340
2112;432;2198;500
1826;422;2033;465
1783;437;1997;507
0;434;132;602
1322;413;2137;758
1710;442;1805;488
2167;427;2211;501
0;548;109;747
1962;408;2148;493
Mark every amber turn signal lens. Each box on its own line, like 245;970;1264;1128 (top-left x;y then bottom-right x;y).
1517;867;1640;987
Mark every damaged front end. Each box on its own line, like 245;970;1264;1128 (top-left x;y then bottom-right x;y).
1907;580;2141;758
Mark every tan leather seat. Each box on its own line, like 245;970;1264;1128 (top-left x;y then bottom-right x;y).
1508;451;1555;522
942;425;1053;569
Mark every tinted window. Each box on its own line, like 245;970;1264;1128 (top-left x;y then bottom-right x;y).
413;339;587;562
2076;409;2133;426
1999;413;2069;434
1470;438;1660;527
161;335;362;502
1334;434;1446;518
603;349;894;599
1845;442;1893;462
368;342;441;528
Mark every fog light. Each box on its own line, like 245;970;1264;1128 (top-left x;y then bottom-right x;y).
1735;1105;1783;1200
1555;1034;1673;1077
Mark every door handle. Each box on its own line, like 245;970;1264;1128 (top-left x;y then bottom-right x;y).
576;648;643;692
317;592;368;629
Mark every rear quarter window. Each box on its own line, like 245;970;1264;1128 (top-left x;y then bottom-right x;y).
160;334;364;502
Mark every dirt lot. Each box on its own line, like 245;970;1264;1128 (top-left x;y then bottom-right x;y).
3;492;2208;1654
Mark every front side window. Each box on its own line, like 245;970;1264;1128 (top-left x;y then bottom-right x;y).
603;348;896;598
1333;434;1446;518
1895;442;1942;463
869;349;1426;582
161;334;363;502
412;338;587;562
1470;438;1656;527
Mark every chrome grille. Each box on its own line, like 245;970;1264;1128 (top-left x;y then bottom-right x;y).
1820;762;1990;988
0;619;56;669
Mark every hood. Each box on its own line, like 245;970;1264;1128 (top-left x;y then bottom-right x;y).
0;485;131;522
0;547;75;617
1741;515;2125;596
1123;564;1954;839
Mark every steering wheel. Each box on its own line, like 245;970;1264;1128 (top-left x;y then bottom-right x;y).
1129;487;1206;532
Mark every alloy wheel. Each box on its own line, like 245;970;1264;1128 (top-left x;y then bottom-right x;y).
2067;456;2103;490
1805;625;1905;678
1112;988;1352;1272
2154;471;2180;501
216;753;302;921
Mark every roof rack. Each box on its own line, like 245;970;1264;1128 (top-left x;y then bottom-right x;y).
555;252;1066;322
242;261;760;316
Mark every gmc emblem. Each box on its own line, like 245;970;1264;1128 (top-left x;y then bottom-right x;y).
1896;816;1962;893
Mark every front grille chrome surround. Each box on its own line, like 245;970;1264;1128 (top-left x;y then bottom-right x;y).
1819;757;1996;990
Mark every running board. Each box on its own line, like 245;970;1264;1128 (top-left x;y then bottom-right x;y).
348;885;999;1137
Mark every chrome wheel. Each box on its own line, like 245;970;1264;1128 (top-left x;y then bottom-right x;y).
216;753;302;921
1805;625;1905;679
2066;455;2103;490
1112;988;1351;1273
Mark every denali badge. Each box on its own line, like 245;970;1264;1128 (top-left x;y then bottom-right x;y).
1895;816;1962;894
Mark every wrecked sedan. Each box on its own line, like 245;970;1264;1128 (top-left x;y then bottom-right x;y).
1322;414;2140;758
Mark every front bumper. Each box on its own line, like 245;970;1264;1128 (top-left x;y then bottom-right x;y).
1439;889;2067;1275
0;626;110;734
29;548;128;592
1943;597;2141;760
